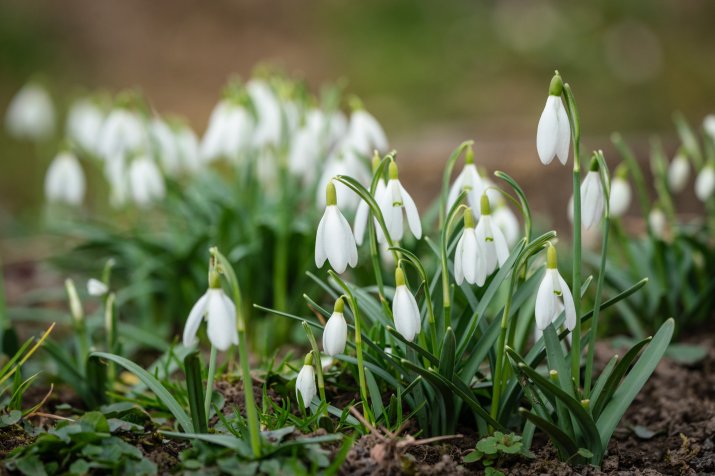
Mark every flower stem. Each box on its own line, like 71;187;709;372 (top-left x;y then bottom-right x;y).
302;322;327;407
204;345;218;420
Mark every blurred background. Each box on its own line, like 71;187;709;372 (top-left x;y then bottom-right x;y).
2;0;714;257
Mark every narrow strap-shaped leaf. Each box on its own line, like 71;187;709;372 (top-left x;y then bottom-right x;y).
519;409;579;458
90;351;193;432
364;368;385;422
438;327;456;381
589;355;618;409
387;327;439;366
596;318;674;448
184;352;208;434
543;325;575;437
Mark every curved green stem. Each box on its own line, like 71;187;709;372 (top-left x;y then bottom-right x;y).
204;345;217;420
440;198;469;329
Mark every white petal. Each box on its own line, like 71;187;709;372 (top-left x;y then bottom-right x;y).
323;312;348;356
581;172;604;229
393;286;418;341
491;221;510;267
400;183;422;239
668;155;690;193
222;293;239;345
353;199;369;246
454;233;465;285
315;210;328;268
557;274;577;331
337;207;359;269
87;278;108;296
296;365;317;408
183;292;209;348
206;290;236;351
609;178;631;217
695;167;715;202
462;230;479;284
324;206;349;273
446;170;465;215
536;96;559;165
535;270;556;330
555;99;571;165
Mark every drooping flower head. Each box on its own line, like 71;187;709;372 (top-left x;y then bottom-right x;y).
323;297;348;356
44;152;85;206
475;193;510;277
695;164;715;202
454;208;487;286
392;267;421;342
354;152;387;246
609;165;631;218
536;72;570;165
378;161;422;243
535;244;576;331
580;157;605;230
648;207;667;239
183;267;239;351
5;81;55;141
668;151;690;193
345;98;388;156
446;145;484;217
315;180;358;274
296;353;317;408
67;98;105;155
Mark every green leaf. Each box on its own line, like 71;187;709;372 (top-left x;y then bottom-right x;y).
438;327;456;380
665;343;707;365
577;448;594;459
463;449;483;463
89;352;193;432
519;409;578;457
596;318;674;449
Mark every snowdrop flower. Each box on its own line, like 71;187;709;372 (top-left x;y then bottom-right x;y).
5;82;55;140
446;147;484;216
354;154;388;246
648;207;666;239
67;99;104;154
87;278;108;297
392;268;421;341
175;124;201;173
315;181;358;273
378;162;422;243
128;156;165;207
695;165;715;202
287;124;321;183
346;107;388;156
454;209;487;286
704;115;715;142
535;244;576;331
536;72;570;165
475;194;510;277
316;149;370;210
667;153;690;193
609;172;631;218
323;297;348;356
183;270;238;351
149;118;180;175
580;160;605;229
44;152;85;205
247;80;282;147
200;99;253;163
98;108;146;160
492;205;521;247
296;353;317;408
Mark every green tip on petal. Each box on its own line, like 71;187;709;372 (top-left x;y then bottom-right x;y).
480;193;491;216
549;72;564;96
208;269;221;289
464;209;475;228
395;267;406;286
348;95;363;112
388;160;399;180
371;151;381;172
334;296;345;313
589;155;600;172
615;163;629;179
465;145;474;165
326;180;337;206
304;352;314;366
546;243;558;269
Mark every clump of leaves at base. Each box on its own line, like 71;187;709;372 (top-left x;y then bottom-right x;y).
4;410;156;476
463;432;534;475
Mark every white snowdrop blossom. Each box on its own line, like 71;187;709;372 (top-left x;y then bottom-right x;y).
315;181;358;274
87;278;108;297
200;99;253;163
67;99;104;154
295;355;317;408
454;210;487;286
149;118;181;175
378;162;422;243
667;154;690;193
316;149;370;211
648;208;667;239
492;205;521;247
98;108;146;161
183;283;238;352
354;178;386;246
704;115;715;142
695;165;715;202
346;108;388;156
535;244;577;331
44;152;85;205
175;124;201;173
580;165;605;230
446;148;484;216
247;80;282;147
536;73;570;165
5;82;55;140
609;176;631;218
475;194;510;277
323;298;348;356
128;156;165;207
392;268;421;341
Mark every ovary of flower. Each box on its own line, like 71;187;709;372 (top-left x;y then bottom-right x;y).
183;288;239;352
535;244;576;331
315;181;358;274
392;268;421;342
128;157;165;207
536;73;570;166
44;152;85;206
378;162;422;243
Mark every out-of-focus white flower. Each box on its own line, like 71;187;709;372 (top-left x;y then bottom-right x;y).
128;156;165;207
695;165;715;202
44;152;85;205
67;99;104;154
296;355;317;408
354;178;387;246
247;80;282;147
535;244;576;331
315;181;358;274
5;82;55;140
377;162;421;243
316;149;370;211
287;125;321;182
609;176;631;217
346;108;388;156
98;108;146;160
454;210;486;286
183;284;238;352
149;118;180;175
580;166;605;230
104;154;128;207
323;298;348;356
175;124;201;173
446;148;484;216
87;278;108;296
392;268;421;341
704;115;715;141
536;73;570;165
475;193;510;277
668;154;690;193
327;110;349;147
200;99;253;163
492;205;521;247
648;207;666;239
